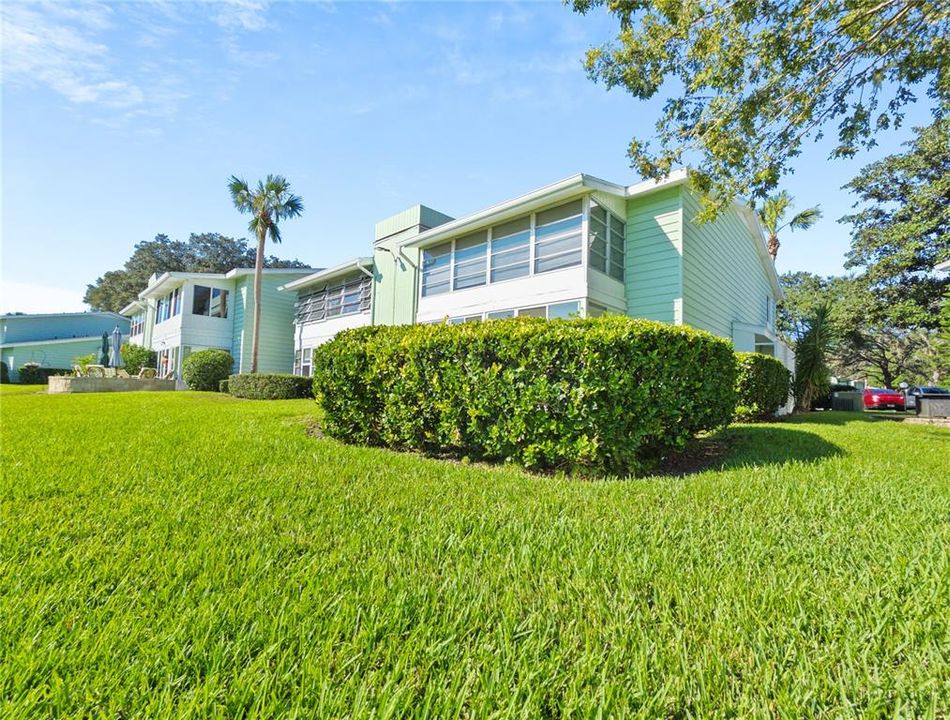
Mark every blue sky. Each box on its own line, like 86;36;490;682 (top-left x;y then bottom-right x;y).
0;0;935;313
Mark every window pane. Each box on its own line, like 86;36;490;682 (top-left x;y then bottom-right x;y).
589;213;608;273
535;249;582;273
535;216;581;242
536;233;582;258
548;301;580;320
492;216;530;239
487;309;515;319
210;288;229;318
491;262;530;283
193;286;211;316
517;306;546;318
590;202;607;225
453;232;487;291
422;242;452;297
536;200;583;228
609;262;624;281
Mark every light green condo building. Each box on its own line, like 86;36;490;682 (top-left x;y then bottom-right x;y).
281;170;792;376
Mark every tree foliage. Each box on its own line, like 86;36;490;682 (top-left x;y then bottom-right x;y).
228;175;305;374
757;192;822;260
573;0;949;215
84;233;309;313
794;304;833;410
841;118;950;327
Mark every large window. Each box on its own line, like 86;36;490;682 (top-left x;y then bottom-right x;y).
155;288;181;324
534;200;583;274
295;272;372;324
192;286;229;318
588;201;625;281
419;198;595;299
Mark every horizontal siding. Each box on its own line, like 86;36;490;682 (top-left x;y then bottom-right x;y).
233;274;305;374
625;187;682;323
2;338;105;380
681;191;773;344
1;313;128;344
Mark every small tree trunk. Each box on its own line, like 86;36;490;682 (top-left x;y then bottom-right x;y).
767;233;779;260
250;226;266;374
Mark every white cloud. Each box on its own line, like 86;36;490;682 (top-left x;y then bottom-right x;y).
212;0;271;32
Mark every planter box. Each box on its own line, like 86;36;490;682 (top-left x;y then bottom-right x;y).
48;376;177;394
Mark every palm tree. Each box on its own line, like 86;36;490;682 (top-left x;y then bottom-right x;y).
228;174;304;373
758;191;822;261
794;303;834;411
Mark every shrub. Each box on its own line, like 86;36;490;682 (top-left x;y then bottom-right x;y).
181;350;232;391
228;373;314;400
121;343;157;376
313;317;737;476
0;362;8;384
17;363;72;384
73;353;96;374
734;352;792;421
219;379;230;394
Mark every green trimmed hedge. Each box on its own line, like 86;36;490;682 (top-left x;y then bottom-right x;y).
229;373;314;400
0;362;8;384
734;352;791;421
313;317;737;476
17;364;71;384
181;350;232;391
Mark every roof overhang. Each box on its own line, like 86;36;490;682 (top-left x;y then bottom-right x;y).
119;300;144;316
403;173;628;250
0;334;110;349
138;272;227;300
278;258;373;292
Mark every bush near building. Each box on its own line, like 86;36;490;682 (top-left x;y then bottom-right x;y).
120;344;157;376
228;373;313;400
313;316;737;476
17;363;72;384
0;362;8;384
734;352;792;421
181;350;232;391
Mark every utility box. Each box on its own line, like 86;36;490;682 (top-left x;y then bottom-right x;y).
917;396;950;418
832;391;865;412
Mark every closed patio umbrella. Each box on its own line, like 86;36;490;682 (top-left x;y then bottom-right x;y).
111;326;123;367
100;333;110;367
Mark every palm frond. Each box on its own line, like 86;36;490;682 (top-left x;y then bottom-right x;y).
228;176;252;213
787;206;822;231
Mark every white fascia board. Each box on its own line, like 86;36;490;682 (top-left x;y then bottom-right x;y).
138;271;227;300
625;168;689;197
403;174;627;251
225;268;319;279
278;258;372;292
0;335;107;349
118;301;143;316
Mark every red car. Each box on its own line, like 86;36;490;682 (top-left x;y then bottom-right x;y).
863;387;905;411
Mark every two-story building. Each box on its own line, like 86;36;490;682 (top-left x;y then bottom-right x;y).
281;170;792;376
1;311;130;381
120;268;313;383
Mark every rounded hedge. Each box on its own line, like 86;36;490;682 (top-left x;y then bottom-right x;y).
181;349;233;391
734;352;791;421
120;343;157;376
313;316;737;476
229;373;314;400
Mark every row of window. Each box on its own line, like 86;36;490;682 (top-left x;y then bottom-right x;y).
155;288;181;324
295;272;372;324
436;299;584;324
421;199;626;298
130;314;145;336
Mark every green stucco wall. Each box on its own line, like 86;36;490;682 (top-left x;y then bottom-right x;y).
681;192;773;348
232;274;305;373
625;186;683;323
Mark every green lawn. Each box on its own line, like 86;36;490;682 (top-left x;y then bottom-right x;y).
1;392;947;718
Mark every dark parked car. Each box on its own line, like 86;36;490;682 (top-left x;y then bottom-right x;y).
810;384;857;411
904;385;950;412
863;387;905;411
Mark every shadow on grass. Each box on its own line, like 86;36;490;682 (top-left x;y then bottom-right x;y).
658;424;845;477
